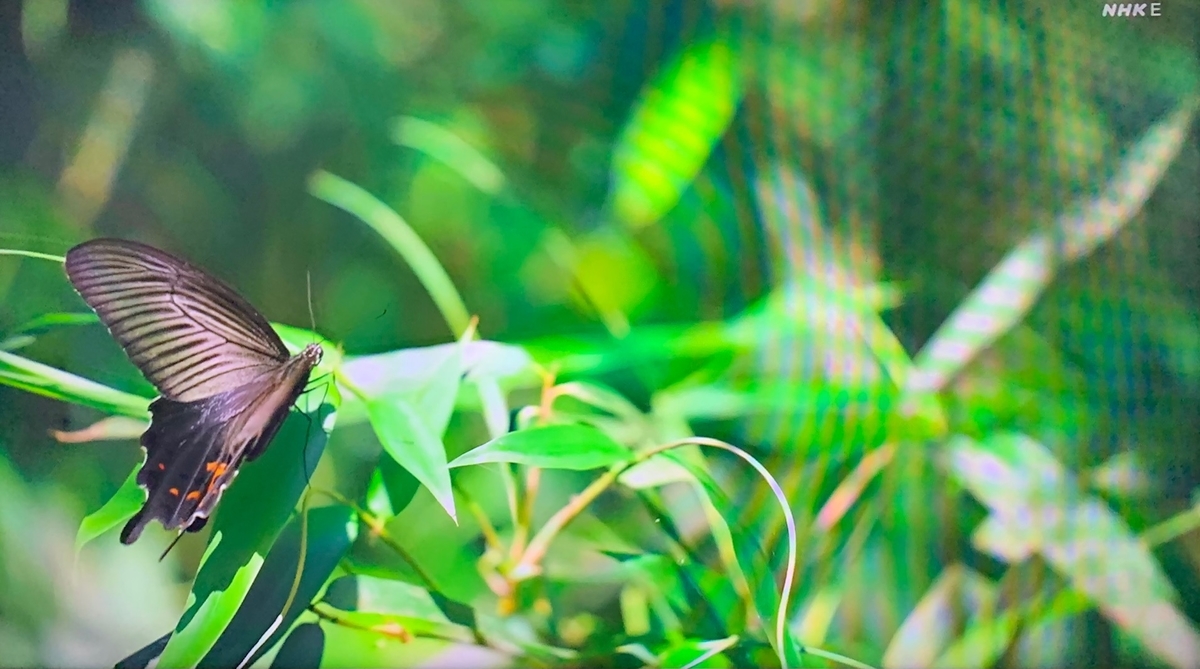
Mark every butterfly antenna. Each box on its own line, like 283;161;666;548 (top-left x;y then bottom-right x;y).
159;529;187;562
306;270;317;334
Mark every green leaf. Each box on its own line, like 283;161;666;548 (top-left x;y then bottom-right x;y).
449;424;631;471
391;116;506;195
158;535;263;669
0;350;150;418
12;311;99;335
337;340;534;425
114;632;171;669
353;334;466;523
200;505;358;668
269;623;324;669
656;636;737;669
15;311;99;332
368;457;421;519
75;465;143;553
608;34;742;228
366;395;456;521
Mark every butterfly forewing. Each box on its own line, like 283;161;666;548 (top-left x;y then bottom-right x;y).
65;239;291;402
64;238;324;545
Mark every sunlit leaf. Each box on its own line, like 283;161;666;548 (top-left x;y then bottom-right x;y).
366;398;454;517
0;350;150;418
449;424;631;471
158;535;262;669
75;466;143;554
52;415;147;443
608;34;742;229
905;97;1198;398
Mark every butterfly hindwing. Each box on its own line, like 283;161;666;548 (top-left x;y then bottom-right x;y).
122;396;251;545
120;354;317;544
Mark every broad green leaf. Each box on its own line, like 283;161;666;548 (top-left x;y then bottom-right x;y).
337;340;535;425
319;624;501;669
0;350;150;418
75;466;143;554
354;330;468;524
158;535;262;669
608;34;742;229
366;384;458;522
449;424;631;471
269;623;324;669
329;574;448;620
371;457;420;519
200;505;358;668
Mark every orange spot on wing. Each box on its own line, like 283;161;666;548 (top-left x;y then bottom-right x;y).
168;487;180;496
157;463;166;471
206;461;228;477
185;491;201;501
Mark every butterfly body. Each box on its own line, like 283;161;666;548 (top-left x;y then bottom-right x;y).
64;239;322;545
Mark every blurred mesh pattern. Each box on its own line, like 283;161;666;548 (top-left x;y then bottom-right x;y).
622;0;1200;650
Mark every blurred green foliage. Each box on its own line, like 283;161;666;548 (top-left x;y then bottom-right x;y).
1;0;1200;667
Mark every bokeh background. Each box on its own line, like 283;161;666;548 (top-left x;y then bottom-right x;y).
1;0;1199;667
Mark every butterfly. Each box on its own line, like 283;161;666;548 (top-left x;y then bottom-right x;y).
65;238;323;546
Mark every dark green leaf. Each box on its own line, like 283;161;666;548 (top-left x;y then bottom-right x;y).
113;632;171;669
269;623;324;669
199;505;357;668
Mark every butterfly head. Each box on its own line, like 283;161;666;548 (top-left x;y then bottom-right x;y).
301;342;324;368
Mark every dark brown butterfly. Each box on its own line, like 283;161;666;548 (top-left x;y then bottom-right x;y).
65;238;322;545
